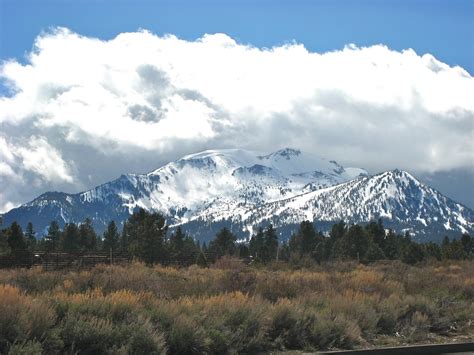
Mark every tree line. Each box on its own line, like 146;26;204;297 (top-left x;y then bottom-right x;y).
0;210;472;266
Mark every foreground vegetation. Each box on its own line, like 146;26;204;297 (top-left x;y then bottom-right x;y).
0;259;472;354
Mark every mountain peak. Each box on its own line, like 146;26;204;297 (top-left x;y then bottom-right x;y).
259;147;301;160
384;169;418;182
3;147;471;241
274;148;302;159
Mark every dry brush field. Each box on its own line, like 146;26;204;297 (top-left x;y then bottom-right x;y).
0;259;473;354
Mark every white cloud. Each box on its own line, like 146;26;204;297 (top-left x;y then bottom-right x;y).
0;135;75;212
17;137;74;184
0;27;473;211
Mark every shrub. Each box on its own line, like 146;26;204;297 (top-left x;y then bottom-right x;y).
0;285;56;353
167;315;208;354
7;340;42;355
124;319;167;355
60;314;120;353
0;260;472;352
309;314;361;350
269;300;306;349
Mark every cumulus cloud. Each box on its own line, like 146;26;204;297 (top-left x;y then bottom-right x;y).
0;27;473;211
0;135;75;212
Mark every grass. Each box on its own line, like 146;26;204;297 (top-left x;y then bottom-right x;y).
0;259;472;354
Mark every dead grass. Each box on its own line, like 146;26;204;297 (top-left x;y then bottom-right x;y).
0;260;472;353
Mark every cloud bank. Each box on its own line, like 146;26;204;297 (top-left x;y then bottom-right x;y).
1;28;473;212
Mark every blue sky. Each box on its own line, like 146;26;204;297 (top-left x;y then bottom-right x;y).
1;0;473;73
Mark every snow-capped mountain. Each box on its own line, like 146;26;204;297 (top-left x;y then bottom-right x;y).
229;170;474;241
1;148;472;242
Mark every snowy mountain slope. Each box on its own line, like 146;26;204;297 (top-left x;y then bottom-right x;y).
2;148;368;235
2;148;472;241
222;170;473;241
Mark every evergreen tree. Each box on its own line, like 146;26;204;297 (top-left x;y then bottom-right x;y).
449;239;467;260
196;250;208;268
249;227;265;261
383;229;401;260
78;218;97;251
103;220;120;252
61;223;80;251
288;232;298;254
325;220;346;260
441;236;451;259
264;224;278;261
238;243;250;259
279;242;291;262
125;208;168;265
401;242;425;265
181;235;199;266
365;219;386;249
7;222;27;254
299;220;318;255
0;228;10;255
209;227;236;259
365;242;386;262
201;242;210;262
460;233;472;256
347;224;369;260
289;220;321;256
330;220;346;240
423;242;442;261
120;222;130;252
46;221;61;251
169;226;186;262
312;239;326;264
25;222;36;251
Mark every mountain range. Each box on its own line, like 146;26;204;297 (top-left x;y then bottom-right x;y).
2;148;472;242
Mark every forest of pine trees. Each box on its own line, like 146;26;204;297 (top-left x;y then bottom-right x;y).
0;210;472;266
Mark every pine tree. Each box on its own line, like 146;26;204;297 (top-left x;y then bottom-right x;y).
401;242;425;265
249;227;265;261
0;229;9;255
120;222;129;251
279;242;291;261
182;236;199;266
365;219;386;249
365;242;386;262
423;242;442;261
330;220;346;240
46;221;61;251
7;222;27;255
61;223;80;251
103;220;120;252
441;236;451;259
312;239;326;263
299;220;318;255
25;222;36;251
209;227;236;259
196;251;208;268
449;239;467;260
383;229;400;260
238;243;250;259
125;209;168;265
78;218;97;251
169;226;186;262
0;217;8;255
264;224;278;262
460;233;472;256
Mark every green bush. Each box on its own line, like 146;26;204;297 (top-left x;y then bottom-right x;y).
60;314;120;353
8;340;43;355
167;315;208;354
124;319;167;355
